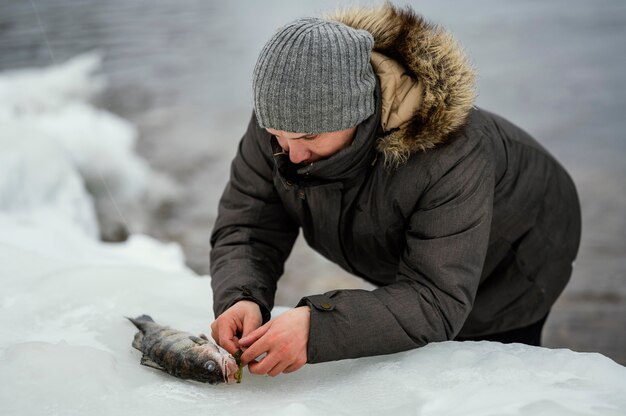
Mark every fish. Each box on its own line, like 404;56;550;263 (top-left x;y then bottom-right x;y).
127;314;238;384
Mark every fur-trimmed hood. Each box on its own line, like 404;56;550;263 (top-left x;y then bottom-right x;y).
328;4;477;166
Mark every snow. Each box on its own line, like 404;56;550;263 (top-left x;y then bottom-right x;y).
0;53;178;239
1;56;625;416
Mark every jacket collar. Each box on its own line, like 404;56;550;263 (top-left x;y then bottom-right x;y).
328;3;477;166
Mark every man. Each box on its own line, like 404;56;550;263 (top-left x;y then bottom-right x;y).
209;4;581;377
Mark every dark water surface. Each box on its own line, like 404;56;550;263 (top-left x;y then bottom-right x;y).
2;0;625;364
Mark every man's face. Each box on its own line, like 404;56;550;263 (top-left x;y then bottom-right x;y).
266;127;357;165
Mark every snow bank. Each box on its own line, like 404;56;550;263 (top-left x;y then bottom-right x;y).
0;53;178;239
1;56;625;416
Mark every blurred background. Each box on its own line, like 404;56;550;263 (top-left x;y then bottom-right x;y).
1;0;624;364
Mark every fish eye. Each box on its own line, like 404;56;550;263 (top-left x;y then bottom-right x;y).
204;361;216;372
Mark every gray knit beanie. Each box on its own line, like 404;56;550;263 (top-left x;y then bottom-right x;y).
252;17;377;134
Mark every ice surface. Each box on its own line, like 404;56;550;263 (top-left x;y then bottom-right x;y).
2;217;626;416
1;54;625;416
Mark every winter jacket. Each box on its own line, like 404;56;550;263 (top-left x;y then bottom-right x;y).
210;4;581;363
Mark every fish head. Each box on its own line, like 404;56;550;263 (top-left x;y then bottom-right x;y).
190;347;238;384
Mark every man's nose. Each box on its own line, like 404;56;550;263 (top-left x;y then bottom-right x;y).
288;141;311;164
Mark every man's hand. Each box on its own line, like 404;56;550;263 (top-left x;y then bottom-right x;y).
239;306;310;377
211;300;262;355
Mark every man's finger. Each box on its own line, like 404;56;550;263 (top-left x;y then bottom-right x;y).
239;322;270;348
267;360;291;377
210;320;221;342
283;358;306;374
218;325;239;355
221;338;239;355
242;314;261;339
240;333;270;365
248;353;280;375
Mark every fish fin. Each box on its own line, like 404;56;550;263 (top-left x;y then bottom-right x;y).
126;314;155;331
132;331;144;351
140;355;165;371
189;335;209;345
199;333;209;341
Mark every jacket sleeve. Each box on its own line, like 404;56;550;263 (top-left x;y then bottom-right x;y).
298;135;495;363
210;113;299;324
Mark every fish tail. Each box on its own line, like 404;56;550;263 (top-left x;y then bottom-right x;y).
126;314;155;331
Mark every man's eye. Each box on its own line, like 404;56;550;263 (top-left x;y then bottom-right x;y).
303;135;317;141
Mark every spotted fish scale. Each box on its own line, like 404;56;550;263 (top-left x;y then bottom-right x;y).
127;314;238;384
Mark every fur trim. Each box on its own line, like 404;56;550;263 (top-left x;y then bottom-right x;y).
327;3;477;166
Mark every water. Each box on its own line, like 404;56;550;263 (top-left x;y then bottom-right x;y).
2;0;625;364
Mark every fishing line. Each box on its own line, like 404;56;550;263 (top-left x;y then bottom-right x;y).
29;0;55;63
28;0;132;234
